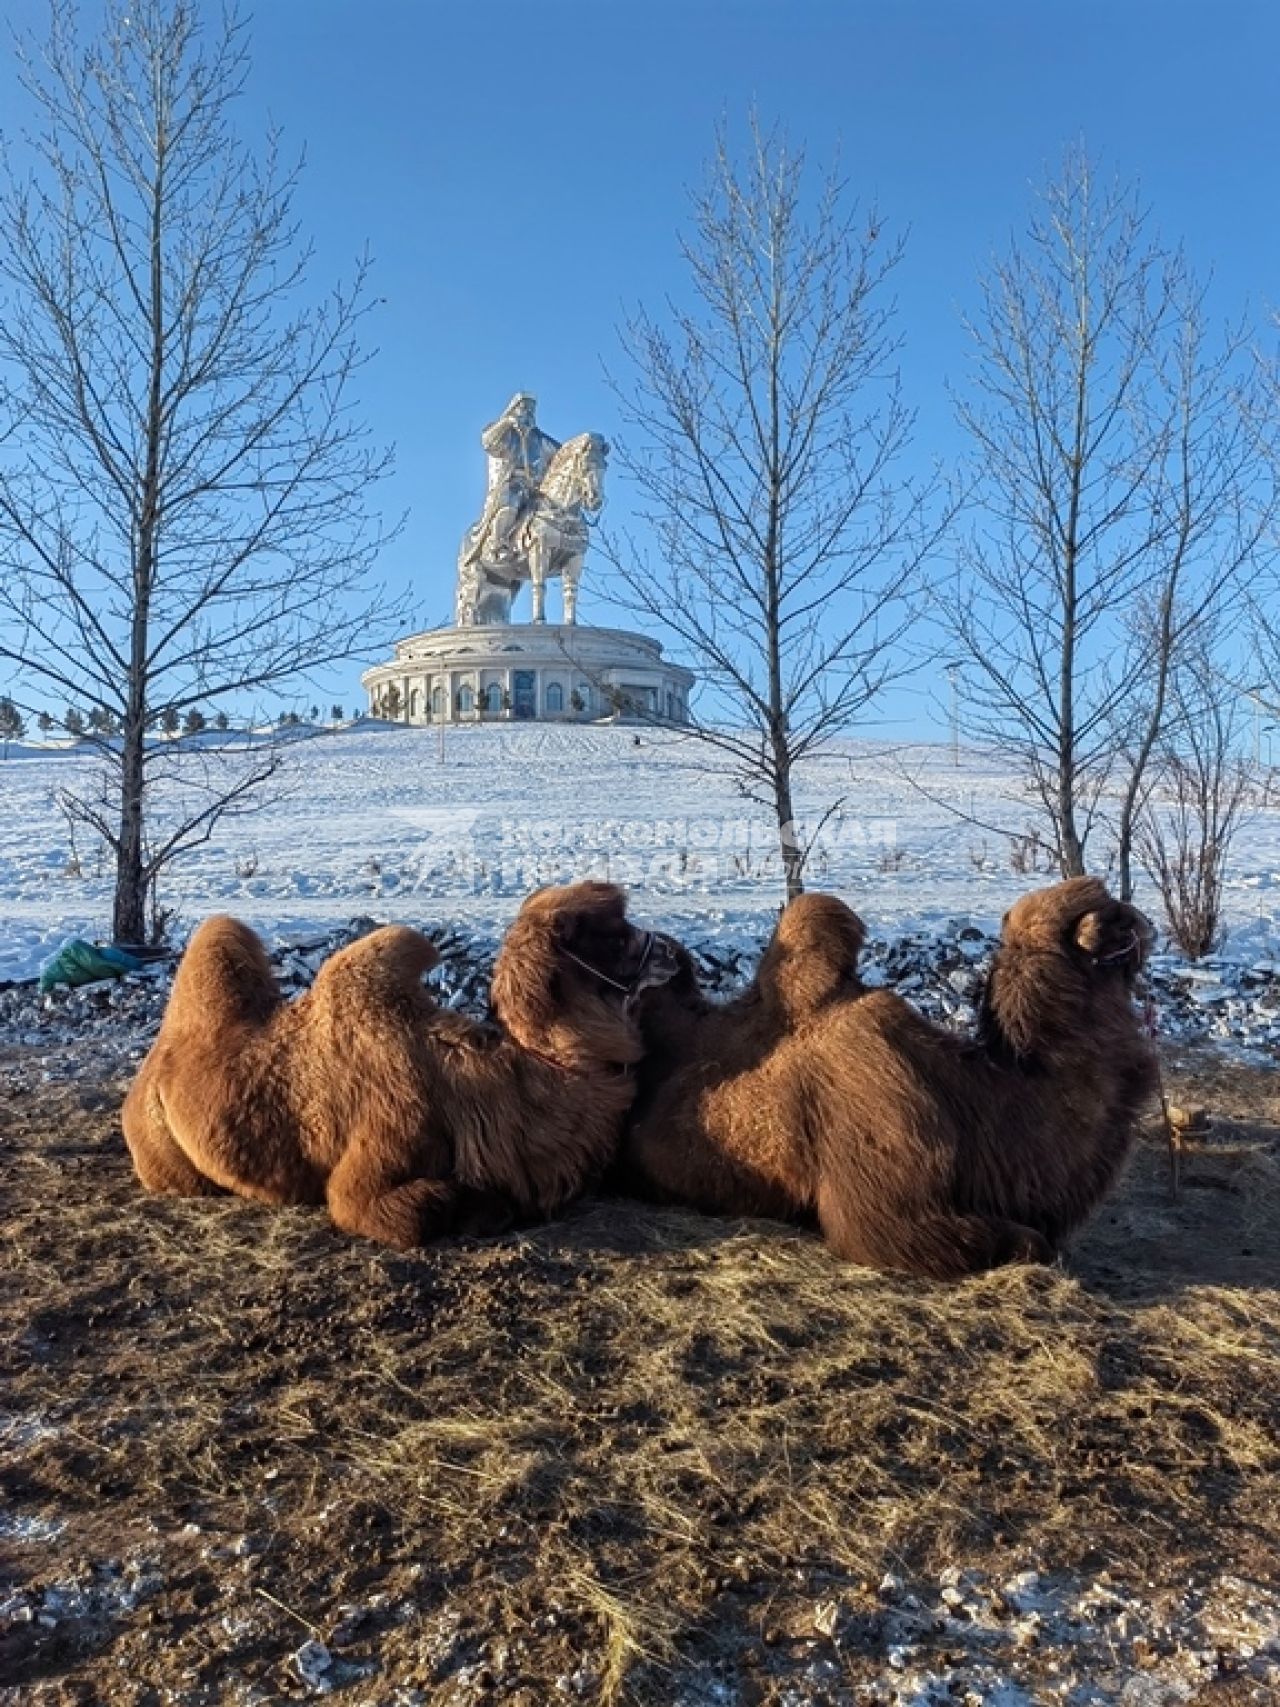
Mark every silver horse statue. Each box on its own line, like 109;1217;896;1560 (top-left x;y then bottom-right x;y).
455;432;608;626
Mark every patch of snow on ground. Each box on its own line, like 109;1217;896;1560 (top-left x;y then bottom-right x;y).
1;724;1277;991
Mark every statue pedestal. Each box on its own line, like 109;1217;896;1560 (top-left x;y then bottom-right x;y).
362;622;695;726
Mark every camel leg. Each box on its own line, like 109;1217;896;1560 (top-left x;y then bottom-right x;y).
452;1183;518;1237
816;1181;1053;1279
122;1072;223;1198
326;1139;458;1251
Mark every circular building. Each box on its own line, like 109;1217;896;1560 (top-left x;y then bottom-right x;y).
362;622;694;726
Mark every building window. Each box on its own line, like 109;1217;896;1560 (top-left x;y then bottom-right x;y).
545;682;564;713
483;682;503;714
409;688;422;720
431;684;444;718
457;684;474;714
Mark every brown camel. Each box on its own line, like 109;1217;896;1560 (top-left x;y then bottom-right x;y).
622;879;1158;1278
122;882;678;1249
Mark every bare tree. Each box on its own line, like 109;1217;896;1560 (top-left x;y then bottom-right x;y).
608;116;937;899
1137;644;1252;958
944;148;1260;884
0;0;400;941
1108;282;1272;898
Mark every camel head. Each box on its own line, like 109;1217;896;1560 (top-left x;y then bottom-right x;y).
628;933;709;1047
490;882;680;1067
981;878;1155;1061
1001;877;1154;982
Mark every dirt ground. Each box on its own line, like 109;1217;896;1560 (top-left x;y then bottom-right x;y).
2;1041;1279;1705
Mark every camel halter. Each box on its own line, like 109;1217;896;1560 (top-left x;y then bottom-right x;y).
562;930;656;998
1095;929;1142;967
509;934;658;1080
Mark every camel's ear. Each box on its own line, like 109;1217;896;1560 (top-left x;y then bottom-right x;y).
657;937;700;994
1073;902;1153;972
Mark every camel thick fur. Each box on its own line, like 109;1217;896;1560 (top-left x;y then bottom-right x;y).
123;881;675;1249
623;879;1158;1278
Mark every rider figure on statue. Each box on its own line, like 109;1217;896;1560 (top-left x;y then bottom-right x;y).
462;393;560;568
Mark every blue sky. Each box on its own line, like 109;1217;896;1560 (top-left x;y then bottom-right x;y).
4;0;1280;734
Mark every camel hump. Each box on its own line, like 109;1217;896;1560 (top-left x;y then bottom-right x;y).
311;925;441;1007
777;893;866;960
170;915;281;1031
758;892;866;1021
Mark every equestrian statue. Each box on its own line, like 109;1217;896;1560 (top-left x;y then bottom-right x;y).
455;393;609;626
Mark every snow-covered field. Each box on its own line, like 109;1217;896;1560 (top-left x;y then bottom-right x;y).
2;721;1279;985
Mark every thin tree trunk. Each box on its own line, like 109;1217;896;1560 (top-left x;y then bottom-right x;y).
113;724;147;942
772;747;803;901
1116;587;1175;901
113;114;166;944
1056;308;1089;879
1056;581;1086;876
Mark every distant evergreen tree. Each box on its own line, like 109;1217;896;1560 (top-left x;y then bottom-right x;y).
0;696;25;744
331;703;343;722
160;705;181;734
37;709;54;732
184;708;207;734
215;709;230;731
64;707;85;736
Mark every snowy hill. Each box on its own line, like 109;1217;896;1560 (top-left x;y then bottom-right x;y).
2;722;1278;986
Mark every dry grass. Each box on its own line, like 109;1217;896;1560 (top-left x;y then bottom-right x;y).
2;1046;1279;1703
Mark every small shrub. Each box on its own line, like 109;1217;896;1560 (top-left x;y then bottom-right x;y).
1009;827;1052;876
1137;665;1251;960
